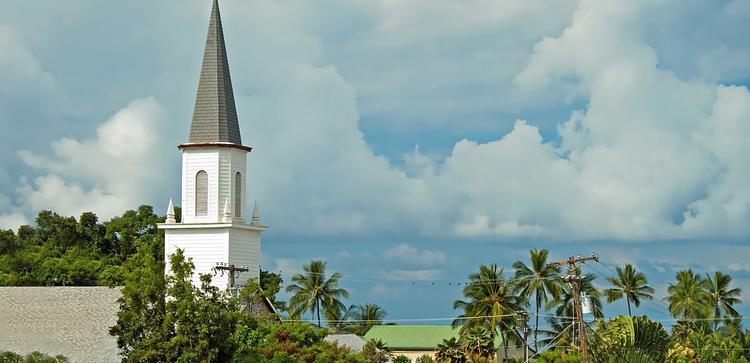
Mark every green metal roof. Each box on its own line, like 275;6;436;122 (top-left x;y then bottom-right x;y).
364;325;504;351
364;325;459;350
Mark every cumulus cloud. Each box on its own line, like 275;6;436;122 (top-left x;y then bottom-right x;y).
2;0;750;243
383;243;447;266
222;0;750;240
15;97;170;220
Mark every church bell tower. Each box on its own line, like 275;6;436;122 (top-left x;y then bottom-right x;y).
158;0;267;290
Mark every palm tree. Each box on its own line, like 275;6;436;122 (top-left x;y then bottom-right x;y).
452;264;524;358
664;269;709;321
460;327;495;362
604;263;654;316
350;303;387;336
513;248;561;351
436;337;466;363
703;271;742;330
324;304;356;334
285;260;349;327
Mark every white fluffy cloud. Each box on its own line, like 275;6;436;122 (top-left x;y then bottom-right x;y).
384;243;447;266
2;0;749;242
240;0;750;240
15;97;170;220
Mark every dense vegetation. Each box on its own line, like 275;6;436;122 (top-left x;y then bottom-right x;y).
0;207;163;286
0;351;68;363
2;207;748;362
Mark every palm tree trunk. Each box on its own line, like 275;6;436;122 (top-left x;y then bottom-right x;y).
503;331;509;361
535;293;540;352
316;299;321;327
627;297;631;317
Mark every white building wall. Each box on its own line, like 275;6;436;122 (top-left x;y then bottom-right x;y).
217;148;247;222
165;228;230;288
228;228;261;286
181;149;220;223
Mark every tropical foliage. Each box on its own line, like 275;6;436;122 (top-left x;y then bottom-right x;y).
0;351;69;363
435;337;466;363
589;316;671;362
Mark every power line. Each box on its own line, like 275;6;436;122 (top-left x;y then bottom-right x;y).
285;312;522;324
582;260;672;317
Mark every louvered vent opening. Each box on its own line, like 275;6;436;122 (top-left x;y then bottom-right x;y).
196;170;208;216
235;172;242;217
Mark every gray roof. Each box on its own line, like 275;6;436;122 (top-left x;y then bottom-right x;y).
324;334;366;352
0;287;121;363
188;0;243;145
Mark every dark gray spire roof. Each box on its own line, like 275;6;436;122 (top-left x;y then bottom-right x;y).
188;0;242;145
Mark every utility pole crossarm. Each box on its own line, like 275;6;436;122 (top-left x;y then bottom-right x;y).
213;262;250;290
548;254;599;268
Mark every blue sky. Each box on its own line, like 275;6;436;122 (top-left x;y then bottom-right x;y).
2;0;750;324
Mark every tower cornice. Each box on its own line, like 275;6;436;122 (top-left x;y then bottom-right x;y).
178;142;252;152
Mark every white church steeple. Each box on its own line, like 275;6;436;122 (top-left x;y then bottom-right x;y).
158;0;267;290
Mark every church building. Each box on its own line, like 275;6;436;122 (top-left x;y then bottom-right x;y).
0;2;273;362
158;0;267;291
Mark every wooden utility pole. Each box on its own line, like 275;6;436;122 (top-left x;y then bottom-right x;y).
213;262;249;290
548;254;598;363
515;310;530;362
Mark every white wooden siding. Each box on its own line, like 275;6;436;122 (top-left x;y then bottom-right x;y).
228;228;262;286
165;228;230;288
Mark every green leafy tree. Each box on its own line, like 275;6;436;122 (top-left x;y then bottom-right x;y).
513;248;560;351
665;269;710;320
702;271;742;330
231;321;367;362
530;349;583;363
604;264;654;317
680;330;750;362
109;238;167;361
0;351;69;363
104;205;162;260
0;206;164;288
111;245;242;362
362;339;391;363
161;250;238;362
259;269;286;311
286;260;349;327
